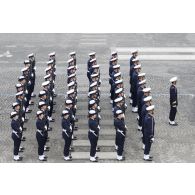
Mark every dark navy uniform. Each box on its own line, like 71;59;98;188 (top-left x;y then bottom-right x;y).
144;113;155;156
114;118;126;157
11;118;22;156
131;70;139;107
169;84;178;122
62;117;72;157
88;118;99;158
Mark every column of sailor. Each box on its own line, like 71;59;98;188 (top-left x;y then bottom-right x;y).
87;52;102;162
109;52;127;161
61;52;78;161
129;50;155;161
10;53;36;161
35;52;57;161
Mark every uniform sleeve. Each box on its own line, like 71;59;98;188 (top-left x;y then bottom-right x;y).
36;120;45;130
11;121;20;131
62;120;71;131
144;117;153;139
170;86;177;106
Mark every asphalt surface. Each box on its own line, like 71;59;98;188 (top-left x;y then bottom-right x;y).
0;33;195;163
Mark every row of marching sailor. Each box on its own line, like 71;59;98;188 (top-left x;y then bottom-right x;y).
35;52;57;161
129;50;155;161
109;51;127;161
10;53;36;161
61;52;78;161
87;52;101;162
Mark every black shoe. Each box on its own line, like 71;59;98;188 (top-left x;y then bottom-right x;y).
21;137;26;141
14;157;23;161
144;158;153;161
70;147;74;152
169;122;178;126
96;147;100;152
48;127;52;131
72;136;77;140
19;147;25;152
31;94;36;98
39;158;47;161
24;119;28;123
69;155;72;159
49;119;55;122
149;156;153;159
75;118;78;122
117;157;125;161
53;94;57;97
25;110;32;113
23;127;27;131
29;101;34;105
44;148;50;152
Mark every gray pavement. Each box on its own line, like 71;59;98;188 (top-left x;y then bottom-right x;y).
0;33;195;163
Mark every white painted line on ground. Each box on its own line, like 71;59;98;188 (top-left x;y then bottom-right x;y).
0;61;9;63
80;39;107;42
114;47;195;53
81;34;108;37
118;54;195;61
80;42;106;45
23;45;36;48
5;45;17;48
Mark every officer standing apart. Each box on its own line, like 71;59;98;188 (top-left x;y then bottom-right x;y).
143;105;155;161
169;77;178;126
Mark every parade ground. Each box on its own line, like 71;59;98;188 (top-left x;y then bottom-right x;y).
0;33;195;163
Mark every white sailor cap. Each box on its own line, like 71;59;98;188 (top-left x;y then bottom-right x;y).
68;73;76;78
67;81;75;87
15;83;23;88
146;105;155;111
89;52;96;56
67;58;74;63
89;99;96;105
88;110;96;115
62;110;69;115
115;79;123;85
143;87;151;93
138;73;146;77
65;99;73;104
67;65;75;70
18;76;25;81
16;91;24;97
144;96;152;102
12;102;20;108
115;88;123;94
116;109;123;115
45;67;51;72
90;81;98;88
88;90;97;96
132;49;138;54
42;81;50;87
44;74;51;80
39;101;46;107
21;67;29;72
28;53;34;58
139;79;146;85
111;51;117;56
91;73;99;78
114;72;121;78
110;57;118;62
47;60;54;65
114;96;123;103
90;58;97;63
10;111;18;118
134;64;141;69
69;51;76;56
24;60;30;64
113;64;120;69
39;90;46;96
48;52;55;56
170;76;177;83
132;57;139;62
67;89;75;95
92;64;99;69
36;110;43;116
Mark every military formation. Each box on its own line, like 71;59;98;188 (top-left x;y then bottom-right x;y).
10;49;178;162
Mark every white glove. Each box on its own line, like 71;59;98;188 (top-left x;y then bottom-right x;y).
19;127;22;131
25;90;28;94
151;138;154;143
31;73;34;77
48;106;50;110
44;125;47;130
28;81;31;85
34;66;37;71
50;97;52;101
22;117;24;122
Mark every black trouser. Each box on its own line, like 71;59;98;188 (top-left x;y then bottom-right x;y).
116;131;125;156
138;104;142;126
36;131;45;156
12;132;22;155
144;138;152;155
132;89;137;107
62;131;72;157
49;101;53;117
169;106;177;121
87;71;91;82
88;131;98;157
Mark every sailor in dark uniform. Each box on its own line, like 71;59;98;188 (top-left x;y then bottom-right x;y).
36;110;48;161
143;105;155;161
169;77;178;126
114;110;127;161
61;110;72;161
131;64;141;113
69;51;76;66
141;96;152;150
88;110;100;162
130;50;138;67
10;111;23;161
